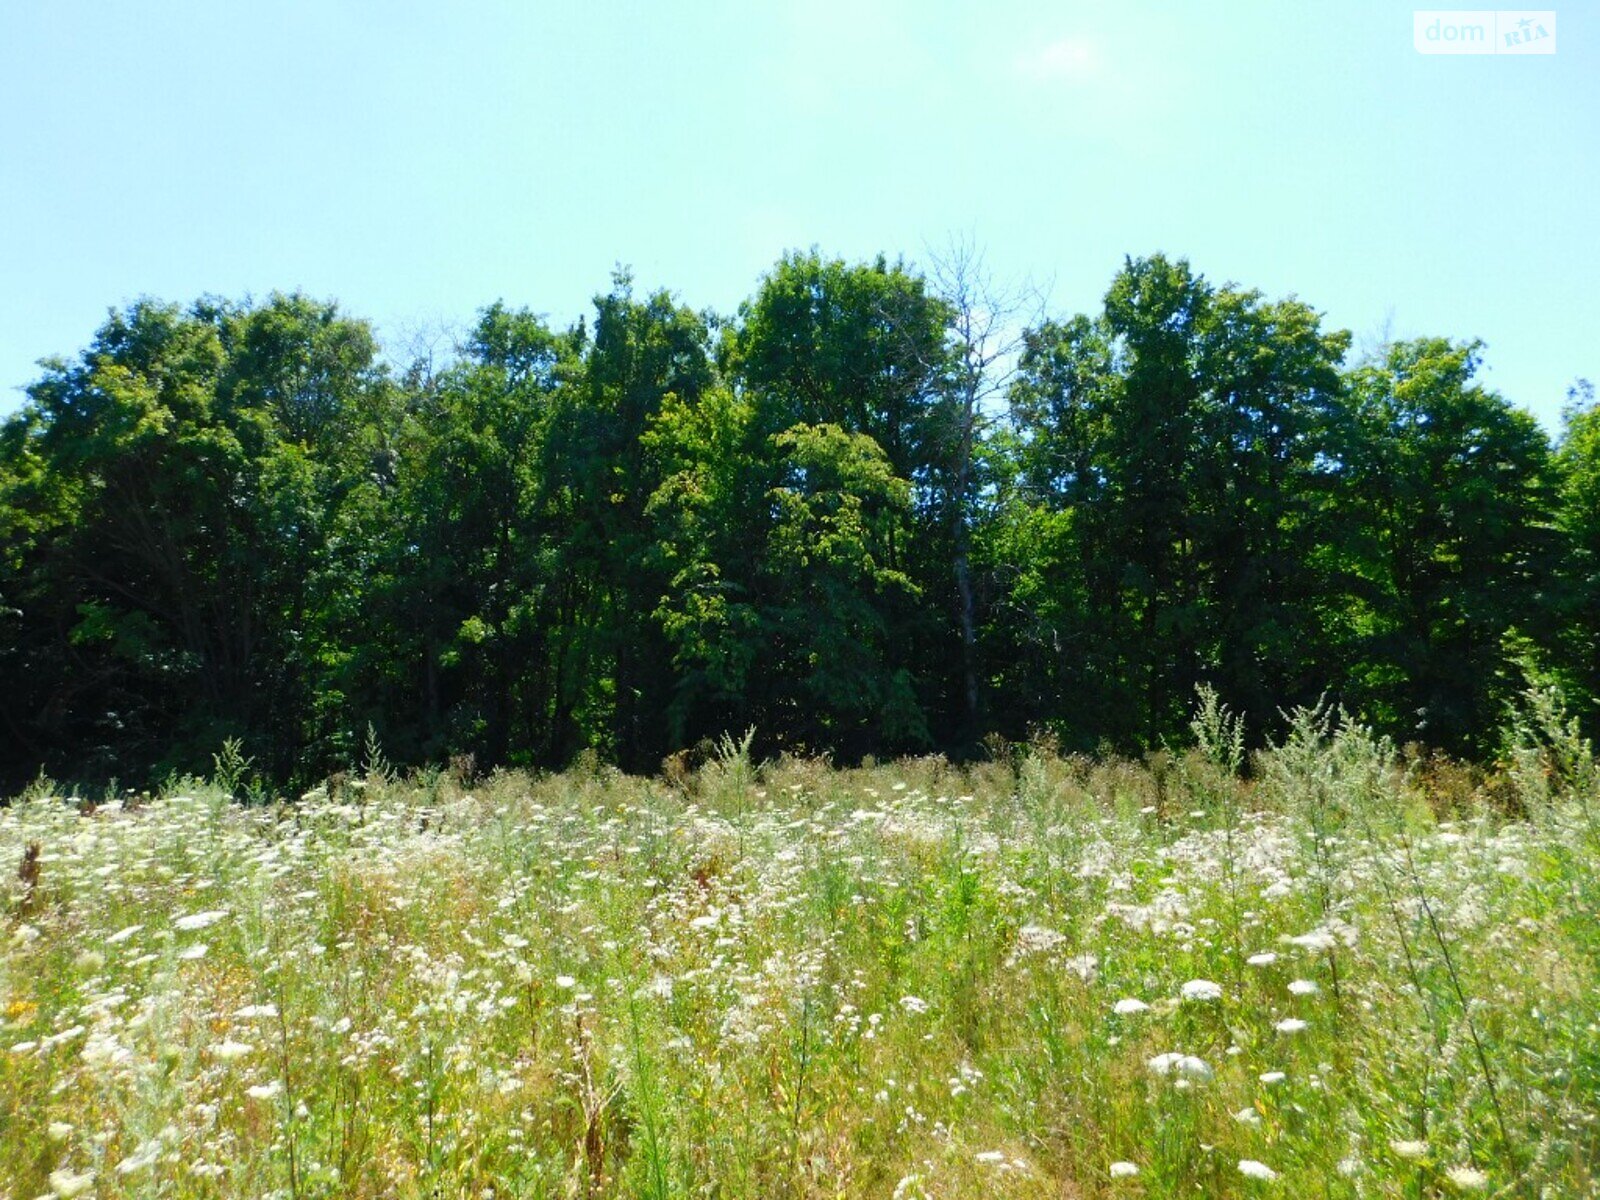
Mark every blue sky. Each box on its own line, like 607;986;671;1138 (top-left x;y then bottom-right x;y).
2;1;1594;429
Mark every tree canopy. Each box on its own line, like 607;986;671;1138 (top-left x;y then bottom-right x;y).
2;255;1593;787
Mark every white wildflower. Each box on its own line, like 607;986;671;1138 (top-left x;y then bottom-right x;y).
1446;1165;1489;1190
173;910;229;931
1287;979;1318;996
1180;979;1223;1002
1065;952;1099;983
1148;1052;1213;1081
1238;1159;1278;1181
1390;1139;1428;1160
1286;929;1336;951
1274;1018;1308;1034
1246;952;1277;966
209;1039;254;1061
1113;998;1150;1015
1012;924;1065;957
49;1169;96;1198
82;1031;132;1067
117;1141;161;1175
1109;1161;1139;1178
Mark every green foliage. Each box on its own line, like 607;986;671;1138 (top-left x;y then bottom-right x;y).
1341;338;1560;754
0;254;1594;787
1005;255;1355;748
361;721;395;788
1555;381;1600;732
1189;685;1245;776
210;736;254;799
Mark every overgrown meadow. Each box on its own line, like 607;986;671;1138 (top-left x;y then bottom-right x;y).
4;691;1599;1199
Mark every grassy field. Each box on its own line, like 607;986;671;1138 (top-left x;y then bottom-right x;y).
3;696;1599;1198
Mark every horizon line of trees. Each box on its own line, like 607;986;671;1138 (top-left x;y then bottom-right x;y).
2;248;1597;788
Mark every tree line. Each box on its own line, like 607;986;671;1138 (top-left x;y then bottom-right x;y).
2;250;1597;787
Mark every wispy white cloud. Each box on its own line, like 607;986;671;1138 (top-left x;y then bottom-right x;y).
1014;36;1102;84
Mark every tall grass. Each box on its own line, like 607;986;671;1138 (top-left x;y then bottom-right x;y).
3;693;1598;1197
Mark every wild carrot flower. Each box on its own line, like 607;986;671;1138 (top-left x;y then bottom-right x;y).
1066;952;1099;982
116;1142;161;1175
1148;1052;1214;1081
48;1169;96;1198
1287;929;1336;951
173;909;229;931
1446;1166;1489;1190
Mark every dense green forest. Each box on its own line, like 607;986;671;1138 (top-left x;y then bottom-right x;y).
2;251;1596;787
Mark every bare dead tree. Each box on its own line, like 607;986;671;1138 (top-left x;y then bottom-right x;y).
927;235;1048;740
385;314;463;396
